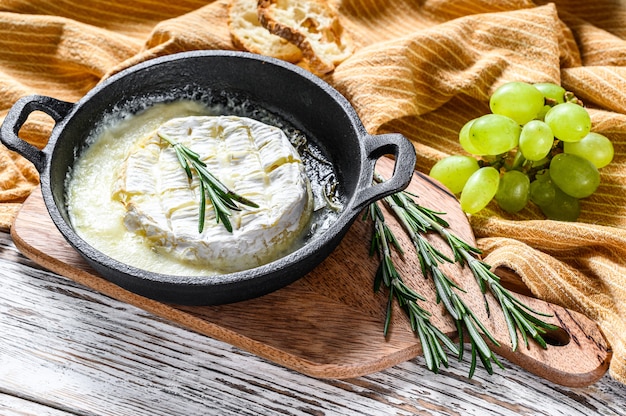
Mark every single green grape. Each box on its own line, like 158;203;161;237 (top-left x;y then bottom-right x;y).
518;120;554;161
549;153;600;198
538;186;581;222
495;170;530;213
534;83;565;121
460;166;500;214
544;102;591;142
533;82;566;104
429;155;480;194
489;81;545;125
469;114;521;155
563;132;614;168
535;105;550;121
529;174;556;206
458;119;484;155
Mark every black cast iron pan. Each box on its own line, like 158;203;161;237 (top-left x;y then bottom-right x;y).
1;50;416;305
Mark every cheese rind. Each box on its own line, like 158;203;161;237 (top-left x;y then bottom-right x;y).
112;115;312;273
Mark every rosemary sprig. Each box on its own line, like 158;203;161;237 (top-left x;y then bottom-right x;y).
158;132;259;233
391;190;560;352
380;190;503;376
364;202;459;373
374;173;559;376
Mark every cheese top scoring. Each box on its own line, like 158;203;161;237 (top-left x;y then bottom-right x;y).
111;115;312;273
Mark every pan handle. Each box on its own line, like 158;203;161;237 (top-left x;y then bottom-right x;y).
0;95;74;173
351;133;416;212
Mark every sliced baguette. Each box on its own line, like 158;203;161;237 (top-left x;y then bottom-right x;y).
257;0;354;74
228;0;303;63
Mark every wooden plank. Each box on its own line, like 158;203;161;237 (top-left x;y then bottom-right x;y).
1;236;625;416
0;393;73;416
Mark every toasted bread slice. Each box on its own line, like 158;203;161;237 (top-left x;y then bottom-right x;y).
258;0;354;74
229;0;303;63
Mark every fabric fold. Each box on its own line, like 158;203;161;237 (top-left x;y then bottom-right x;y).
332;4;567;132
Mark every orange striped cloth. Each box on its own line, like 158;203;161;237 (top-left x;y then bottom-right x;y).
0;0;625;384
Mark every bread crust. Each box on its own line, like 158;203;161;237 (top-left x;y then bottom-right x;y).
257;0;353;74
228;0;303;63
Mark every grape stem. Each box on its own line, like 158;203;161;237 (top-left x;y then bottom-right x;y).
481;138;564;183
369;173;559;376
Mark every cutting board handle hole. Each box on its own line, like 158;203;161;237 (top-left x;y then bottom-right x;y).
542;325;571;347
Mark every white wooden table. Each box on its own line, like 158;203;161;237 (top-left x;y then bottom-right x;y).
0;229;624;416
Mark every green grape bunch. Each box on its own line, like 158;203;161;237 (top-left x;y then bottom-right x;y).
429;81;614;221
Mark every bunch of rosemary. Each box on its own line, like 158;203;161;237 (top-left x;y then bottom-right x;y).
365;173;559;376
158;132;258;233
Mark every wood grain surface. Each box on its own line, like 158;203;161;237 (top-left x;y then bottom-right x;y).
1;227;625;415
9;158;611;386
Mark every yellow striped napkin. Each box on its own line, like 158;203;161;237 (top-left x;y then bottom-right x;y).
0;0;624;384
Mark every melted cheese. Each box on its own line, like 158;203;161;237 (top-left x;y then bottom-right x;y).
112;115;312;273
65;101;313;276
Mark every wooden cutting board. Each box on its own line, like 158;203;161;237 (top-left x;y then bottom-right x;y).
10;158;610;387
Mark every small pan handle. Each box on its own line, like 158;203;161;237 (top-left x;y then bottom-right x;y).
0;95;74;173
351;133;416;212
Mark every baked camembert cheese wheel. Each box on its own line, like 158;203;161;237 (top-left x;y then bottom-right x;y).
112;115;312;273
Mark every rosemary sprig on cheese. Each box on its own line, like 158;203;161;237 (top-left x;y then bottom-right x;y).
158;131;259;233
369;173;558;376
